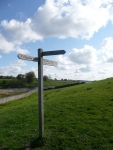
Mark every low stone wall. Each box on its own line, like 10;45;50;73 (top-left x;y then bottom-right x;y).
44;82;85;90
0;89;37;104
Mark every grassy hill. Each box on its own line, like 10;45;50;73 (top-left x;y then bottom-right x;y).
0;78;113;149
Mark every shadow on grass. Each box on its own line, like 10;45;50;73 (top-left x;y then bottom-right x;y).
17;137;45;150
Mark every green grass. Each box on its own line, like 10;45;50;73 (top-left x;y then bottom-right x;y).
0;79;75;88
26;80;75;87
0;78;113;149
43;80;75;86
20;80;75;87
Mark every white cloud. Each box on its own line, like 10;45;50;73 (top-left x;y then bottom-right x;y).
0;66;25;76
10;59;27;67
73;64;96;74
54;73;63;80
31;0;113;39
53;36;113;80
0;55;2;58
106;57;113;62
0;34;15;53
0;60;38;76
69;45;97;64
100;37;113;63
0;0;113;46
55;45;98;74
30;67;38;72
0;34;29;54
79;65;96;72
0;60;27;76
1;19;42;45
97;66;113;80
56;55;72;65
15;46;29;54
43;65;53;72
58;65;72;70
101;37;113;52
108;2;113;22
98;69;107;74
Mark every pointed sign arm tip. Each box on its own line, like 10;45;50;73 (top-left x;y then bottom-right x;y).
42;50;66;56
17;54;20;59
63;50;66;54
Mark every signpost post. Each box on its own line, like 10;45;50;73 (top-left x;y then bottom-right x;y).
17;48;66;139
38;48;44;138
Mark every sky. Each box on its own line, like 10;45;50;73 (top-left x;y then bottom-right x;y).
0;0;113;81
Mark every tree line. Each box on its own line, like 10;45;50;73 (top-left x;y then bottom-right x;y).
0;72;36;81
1;72;36;88
1;72;54;88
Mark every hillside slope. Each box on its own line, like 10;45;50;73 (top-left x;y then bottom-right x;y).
0;78;113;149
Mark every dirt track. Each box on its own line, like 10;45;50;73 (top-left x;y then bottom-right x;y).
0;90;14;95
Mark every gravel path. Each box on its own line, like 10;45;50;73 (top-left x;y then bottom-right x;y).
0;89;37;104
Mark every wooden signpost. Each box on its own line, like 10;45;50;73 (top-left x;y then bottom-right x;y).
17;48;66;138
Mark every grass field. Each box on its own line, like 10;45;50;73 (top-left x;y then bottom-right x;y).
26;80;76;87
0;79;75;88
0;78;113;149
43;80;75;86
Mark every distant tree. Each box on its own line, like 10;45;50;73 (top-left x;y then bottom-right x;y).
9;79;26;88
25;71;36;83
0;75;3;79
17;74;24;80
9;75;15;79
43;75;49;81
54;78;57;80
4;76;8;79
5;75;15;79
64;79;67;81
2;80;7;88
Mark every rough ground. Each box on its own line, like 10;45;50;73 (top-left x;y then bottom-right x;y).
0;90;14;96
